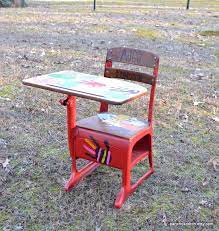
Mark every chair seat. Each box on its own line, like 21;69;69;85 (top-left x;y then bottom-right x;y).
77;113;149;139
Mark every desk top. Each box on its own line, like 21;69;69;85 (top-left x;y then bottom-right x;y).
22;70;147;105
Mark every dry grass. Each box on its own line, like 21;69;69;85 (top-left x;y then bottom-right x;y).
0;1;218;230
200;30;219;36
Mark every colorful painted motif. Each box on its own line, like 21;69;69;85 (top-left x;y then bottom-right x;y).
98;113;147;131
23;71;147;103
83;136;111;165
79;80;106;88
109;86;140;95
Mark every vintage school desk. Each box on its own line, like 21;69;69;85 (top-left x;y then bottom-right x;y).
23;47;159;208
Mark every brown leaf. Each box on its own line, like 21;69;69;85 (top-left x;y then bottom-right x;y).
0;158;10;168
202;177;210;186
211;117;219;122
214;208;219;217
207;157;219;171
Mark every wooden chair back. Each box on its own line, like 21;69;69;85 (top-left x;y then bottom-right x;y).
101;47;159;124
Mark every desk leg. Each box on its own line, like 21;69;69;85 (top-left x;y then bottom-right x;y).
64;95;100;191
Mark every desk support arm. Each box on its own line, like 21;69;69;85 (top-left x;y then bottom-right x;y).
66;96;76;158
100;102;108;113
63;95;100;192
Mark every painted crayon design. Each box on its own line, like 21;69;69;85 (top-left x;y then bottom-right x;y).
84;136;111;165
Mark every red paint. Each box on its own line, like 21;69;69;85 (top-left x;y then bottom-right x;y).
79;80;106;88
63;49;159;208
99;59;112;112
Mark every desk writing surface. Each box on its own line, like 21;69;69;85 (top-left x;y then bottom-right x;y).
22;70;147;105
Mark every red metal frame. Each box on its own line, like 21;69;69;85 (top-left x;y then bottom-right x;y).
63;48;159;208
62;96;100;191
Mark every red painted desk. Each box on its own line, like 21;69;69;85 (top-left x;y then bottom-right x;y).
23;70;149;207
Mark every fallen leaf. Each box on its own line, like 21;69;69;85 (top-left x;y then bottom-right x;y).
40;51;45;57
207;157;219;171
193;101;204;106
181;187;190;192
199;199;208;206
214;208;219;217
179;113;189;123
162;212;168;226
0;138;7;147
0;96;11;101
1;158;10;168
202;177;210;186
212;117;219;122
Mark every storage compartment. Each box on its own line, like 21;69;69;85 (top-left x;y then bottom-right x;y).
75;127;129;169
131;135;150;168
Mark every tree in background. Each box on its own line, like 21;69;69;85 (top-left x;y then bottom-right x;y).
0;0;27;7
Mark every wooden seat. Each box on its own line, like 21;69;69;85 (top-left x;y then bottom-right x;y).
77;113;149;139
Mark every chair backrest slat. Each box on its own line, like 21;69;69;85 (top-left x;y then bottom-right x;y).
101;47;159;124
104;67;156;85
106;47;159;68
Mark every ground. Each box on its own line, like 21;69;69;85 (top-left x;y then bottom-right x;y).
0;0;218;230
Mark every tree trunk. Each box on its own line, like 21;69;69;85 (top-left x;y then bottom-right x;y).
0;0;12;7
0;0;27;7
14;0;27;7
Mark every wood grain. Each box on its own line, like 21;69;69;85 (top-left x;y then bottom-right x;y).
77;113;149;139
104;67;156;85
106;47;159;68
